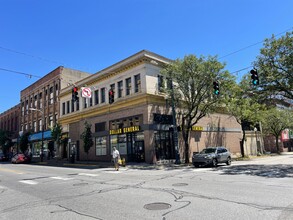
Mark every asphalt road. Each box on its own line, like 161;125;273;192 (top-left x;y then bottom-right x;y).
0;154;293;220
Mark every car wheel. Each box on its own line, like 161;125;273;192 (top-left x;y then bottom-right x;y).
226;157;231;165
193;163;199;168
212;159;218;167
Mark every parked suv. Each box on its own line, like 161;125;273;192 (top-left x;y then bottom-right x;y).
192;147;231;167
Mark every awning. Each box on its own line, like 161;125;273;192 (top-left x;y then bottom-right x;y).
29;130;52;141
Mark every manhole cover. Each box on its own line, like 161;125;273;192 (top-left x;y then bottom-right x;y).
172;183;188;186
144;202;171;210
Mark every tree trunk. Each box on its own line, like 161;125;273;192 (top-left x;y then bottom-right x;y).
240;129;246;157
275;136;280;154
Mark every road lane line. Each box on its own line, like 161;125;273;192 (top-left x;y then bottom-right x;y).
0;167;24;174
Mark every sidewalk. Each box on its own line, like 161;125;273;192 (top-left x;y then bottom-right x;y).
30;157;191;170
30;152;292;170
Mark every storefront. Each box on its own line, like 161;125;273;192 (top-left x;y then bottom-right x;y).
109;125;145;162
28;130;53;157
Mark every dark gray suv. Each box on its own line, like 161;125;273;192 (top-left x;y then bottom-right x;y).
192;147;231;167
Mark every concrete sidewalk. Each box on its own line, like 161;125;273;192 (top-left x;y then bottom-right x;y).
30;152;292;170
30;157;191;170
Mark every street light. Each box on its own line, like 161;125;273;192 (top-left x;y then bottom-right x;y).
29;108;44;162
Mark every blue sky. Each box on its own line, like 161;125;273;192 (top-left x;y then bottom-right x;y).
0;0;292;113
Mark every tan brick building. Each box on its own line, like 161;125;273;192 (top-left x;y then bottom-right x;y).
59;50;248;164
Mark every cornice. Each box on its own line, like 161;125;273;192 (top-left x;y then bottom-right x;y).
59;93;166;125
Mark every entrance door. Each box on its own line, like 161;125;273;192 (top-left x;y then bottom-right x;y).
134;141;145;162
155;131;175;160
127;133;145;163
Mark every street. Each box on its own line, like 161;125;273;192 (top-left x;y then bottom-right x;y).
0;154;293;220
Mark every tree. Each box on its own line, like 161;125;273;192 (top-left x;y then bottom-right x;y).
225;75;266;156
81;121;94;160
50;123;63;158
253;31;293;100
0;129;13;155
161;54;234;163
19;132;30;154
261;108;293;154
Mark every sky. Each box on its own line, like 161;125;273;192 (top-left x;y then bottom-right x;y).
0;0;292;114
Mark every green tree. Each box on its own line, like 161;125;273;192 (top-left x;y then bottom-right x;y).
19;132;30;153
253;31;293;100
81;121;94;160
161;54;235;163
261;108;293;154
0;129;13;154
50;123;63;158
225;75;266;156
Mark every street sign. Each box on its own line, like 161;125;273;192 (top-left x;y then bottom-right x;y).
81;87;92;98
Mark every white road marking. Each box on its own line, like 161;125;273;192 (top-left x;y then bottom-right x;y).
19;180;38;185
78;173;99;177
50;176;73;180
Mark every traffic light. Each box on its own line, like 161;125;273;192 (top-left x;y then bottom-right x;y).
250;69;259;85
109;89;114;104
213;81;220;95
72;87;79;102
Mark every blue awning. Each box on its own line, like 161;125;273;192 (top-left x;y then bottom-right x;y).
29;130;52;141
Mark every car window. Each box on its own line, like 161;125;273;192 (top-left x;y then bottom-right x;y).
222;148;227;153
201;148;216;154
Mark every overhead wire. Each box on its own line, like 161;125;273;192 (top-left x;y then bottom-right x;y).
0;26;292;79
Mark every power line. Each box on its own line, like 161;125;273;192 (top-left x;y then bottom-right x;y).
219;27;293;59
0;46;64;65
0;67;42;79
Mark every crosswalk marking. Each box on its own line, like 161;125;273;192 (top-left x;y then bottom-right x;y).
78;173;99;177
50;176;73;180
18;173;100;185
19;180;38;185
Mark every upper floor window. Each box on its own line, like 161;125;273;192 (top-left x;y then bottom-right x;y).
71;100;75;112
83;97;88;109
66;101;70;114
118;81;123;98
62;102;65;115
94;90;99;105
101;88;105;103
158;75;165;92
125;77;131;96
134;74;141;93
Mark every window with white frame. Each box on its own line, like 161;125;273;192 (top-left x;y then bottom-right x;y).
49;115;53;128
39;120;42;131
33;121;37;132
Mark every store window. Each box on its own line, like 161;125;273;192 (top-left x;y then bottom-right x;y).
110;134;127;154
95;136;107;156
